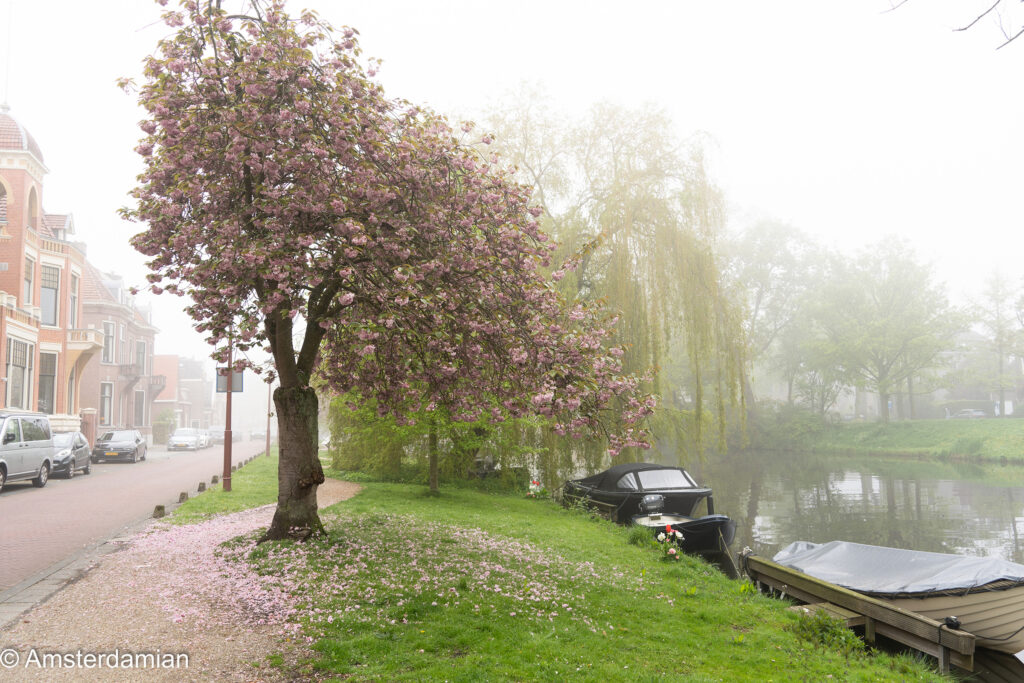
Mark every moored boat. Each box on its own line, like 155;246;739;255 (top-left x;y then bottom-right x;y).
773;540;1024;655
631;493;736;555
562;462;713;524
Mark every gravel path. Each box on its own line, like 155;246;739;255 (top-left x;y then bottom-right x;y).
0;479;361;682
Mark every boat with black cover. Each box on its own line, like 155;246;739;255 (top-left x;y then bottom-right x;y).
562;462;735;558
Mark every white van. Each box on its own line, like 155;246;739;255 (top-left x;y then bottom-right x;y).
0;411;54;491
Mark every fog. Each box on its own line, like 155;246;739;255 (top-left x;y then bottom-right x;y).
2;0;1021;365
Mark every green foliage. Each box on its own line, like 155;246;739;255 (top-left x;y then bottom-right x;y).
152;409;177;444
627;525;655;547
787;608;866;660
484;93;747;454
328;393;544;488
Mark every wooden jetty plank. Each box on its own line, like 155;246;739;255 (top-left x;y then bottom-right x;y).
745;554;974;672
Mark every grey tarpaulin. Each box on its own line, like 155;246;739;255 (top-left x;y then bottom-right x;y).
773;541;1024;596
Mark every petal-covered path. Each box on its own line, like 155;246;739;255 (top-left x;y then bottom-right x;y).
0;479;360;682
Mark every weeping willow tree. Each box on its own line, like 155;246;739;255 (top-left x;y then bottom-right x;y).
484;91;746;471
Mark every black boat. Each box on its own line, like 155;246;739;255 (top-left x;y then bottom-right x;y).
563;463;736;569
631;493;736;555
562;462;713;523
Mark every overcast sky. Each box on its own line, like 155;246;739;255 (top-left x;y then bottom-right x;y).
2;0;1021;361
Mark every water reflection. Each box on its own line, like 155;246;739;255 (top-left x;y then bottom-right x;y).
686;450;1024;563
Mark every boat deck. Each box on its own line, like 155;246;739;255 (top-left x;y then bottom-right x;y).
741;551;976;674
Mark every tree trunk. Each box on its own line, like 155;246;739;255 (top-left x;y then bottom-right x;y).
906;376;916;420
428;416;439;493
260;385;325;542
878;390;890;424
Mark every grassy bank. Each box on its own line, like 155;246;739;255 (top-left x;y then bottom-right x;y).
174;461;944;681
808;418;1024;462
170;448;280;524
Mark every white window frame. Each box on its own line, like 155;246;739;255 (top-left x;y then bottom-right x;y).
40;265;60;327
102;321;115;364
99;382;113;426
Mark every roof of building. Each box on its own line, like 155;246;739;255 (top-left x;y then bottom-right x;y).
41;213;73;239
80;261;119;304
0;104;44;163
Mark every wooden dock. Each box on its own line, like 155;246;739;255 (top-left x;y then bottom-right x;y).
741;552;976;673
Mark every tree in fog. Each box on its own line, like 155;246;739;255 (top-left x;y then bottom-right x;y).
723;220;823;412
975;272;1022;417
813;240;962;422
485;92;746;454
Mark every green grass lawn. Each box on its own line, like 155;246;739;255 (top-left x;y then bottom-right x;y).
169;449;280;524
175;459;946;681
809;418;1024;462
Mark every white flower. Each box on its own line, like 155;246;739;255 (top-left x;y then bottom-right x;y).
657;532;666;542
674;530;683;539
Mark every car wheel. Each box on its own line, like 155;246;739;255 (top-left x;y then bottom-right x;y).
0;467;6;492
33;463;49;487
141;449;147;461
131;449;138;464
66;462;75;479
83;459;91;475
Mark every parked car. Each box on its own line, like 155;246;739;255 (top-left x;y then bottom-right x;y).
953;409;986;419
168;427;203;451
209;426;242;444
0;411;54;491
250;429;266;441
51;431;91;478
198;429;211;448
92;429;147;463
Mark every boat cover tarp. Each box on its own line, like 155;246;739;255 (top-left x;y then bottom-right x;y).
773;541;1024;595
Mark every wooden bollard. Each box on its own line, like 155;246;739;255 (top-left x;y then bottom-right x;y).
153;504;166;518
212;475;219;484
179;492;188;503
198;482;206;492
231;465;237;472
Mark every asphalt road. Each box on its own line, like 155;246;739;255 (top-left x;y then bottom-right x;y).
0;439;270;592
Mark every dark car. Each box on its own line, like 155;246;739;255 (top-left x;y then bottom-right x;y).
51;431;91;478
953;409;986;419
92;429;147;463
562;462;713;524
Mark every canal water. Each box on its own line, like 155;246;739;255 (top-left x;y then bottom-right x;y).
686;450;1024;563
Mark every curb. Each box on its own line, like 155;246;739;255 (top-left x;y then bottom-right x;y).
0;450;268;632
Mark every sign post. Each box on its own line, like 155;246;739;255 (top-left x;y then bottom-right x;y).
216;357;244;492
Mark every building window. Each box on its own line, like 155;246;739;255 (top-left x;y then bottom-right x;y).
102;321;115;363
38;352;56;414
40;265;59;326
6;339;34;409
23;257;33;306
66;366;75;414
134;390;146;427
135;340;146;375
100;383;113;426
69;274;79;328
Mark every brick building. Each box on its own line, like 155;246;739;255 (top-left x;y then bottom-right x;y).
0;105;104;433
77;263;161;442
152;354;213;430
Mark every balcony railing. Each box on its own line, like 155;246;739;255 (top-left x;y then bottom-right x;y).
67;328;104;347
119;363;141;380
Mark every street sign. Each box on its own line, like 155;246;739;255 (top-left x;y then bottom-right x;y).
216;368;244;393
